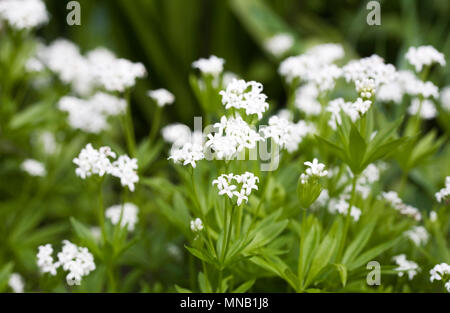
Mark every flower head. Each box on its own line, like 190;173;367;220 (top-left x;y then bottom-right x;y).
406;46;446;72
8;273;24;293
21;159;46;177
190;218;204;232
264;33;294;57
213;172;259;206
105;203;139;231
0;0;48;30
192;55;225;77
392;254;420;280
435;176;450;203
148;88;175;107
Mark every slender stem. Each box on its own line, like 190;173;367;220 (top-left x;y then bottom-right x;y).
398;172;408;197
149;106;162;143
123;91;136;157
223;204;235;264
337;174;358;262
297;208;308;292
98;179;107;243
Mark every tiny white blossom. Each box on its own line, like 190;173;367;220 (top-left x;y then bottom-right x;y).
265;33;294;57
329;197;361;221
213;172;259;206
219;79;269;120
381;191;421;221
190;218;204;232
352;97;372;115
405;226;429;246
73;143;116;179
8;273;24;293
405;46;446;72
392;254;420;280
0;0;48;30
111;155;139;192
192;55;225;77
148;88;175;107
21;159;46;177
435;176;450;203
105;203;139;231
36;244;58;275
407;98;437;120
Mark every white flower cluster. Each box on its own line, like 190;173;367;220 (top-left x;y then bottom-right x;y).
90;49;147;92
300;158;328;184
342;55;396;97
213;172;259;206
326;98;359;130
105;203;139;232
58;92;126;133
407;98;437;120
192;55;225;77
73;143;139;192
190;218;204;233
405;46;446;72
169;140;205;169
381;191;422;221
279;43;344;90
206;115;262;159
8;273;24;293
162;123;193;148
21;158;46;177
264;33;294;57
262;116;314;153
435;176;450;203
295;83;322;116
405;226;429;246
39;131;57;155
0;0;48;30
148;88;175;107
392;254;420;280
328;197;362;222
37;241;96;286
219;79;269;120
31;41;145;94
429;263;450;292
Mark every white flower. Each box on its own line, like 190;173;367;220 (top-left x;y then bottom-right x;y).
352;97;372;115
190;218;204;232
405;226;429;246
397;70;439;99
73;143;116;179
327;98;359;130
90;49;146;92
148;88;175;107
295;83;322;116
382;191;421;221
192;55;225;77
169;137;205;168
8;273;24;293
392;254;420;280
310;189;330;210
435;176;450;203
111;155;139;192
377;82;404;104
430;263;450;292
162;123;192;148
105;203;139;231
441;87;450;111
21;159;46;177
305;43;345;64
265;33;294;57
219;79;269;120
329;197;361;221
407;98;437;120
0;0;48;30
58;93;126;133
213;172;259;206
261;116;313;153
430;263;450;282
304;158;328;177
206;115;262;159
36;244;58;275
25;57;44;72
342;55;396;94
405;46;446;72
56;240;96;286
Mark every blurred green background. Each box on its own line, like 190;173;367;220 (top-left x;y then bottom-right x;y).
39;0;450;138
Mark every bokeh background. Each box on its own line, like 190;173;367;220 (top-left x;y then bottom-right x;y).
40;0;450;137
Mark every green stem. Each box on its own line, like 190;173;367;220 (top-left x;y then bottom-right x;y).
98;179;107;243
337;174;358;262
149;106;162;143
123;91;136;157
297;207;307;292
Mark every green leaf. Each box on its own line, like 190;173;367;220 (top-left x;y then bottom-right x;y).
348;238;401;271
348;124;367;174
175;285;193;293
342;220;377;265
70;217;101;257
304;219;341;288
333;263;348;287
233;279;256;293
0;262;13;293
